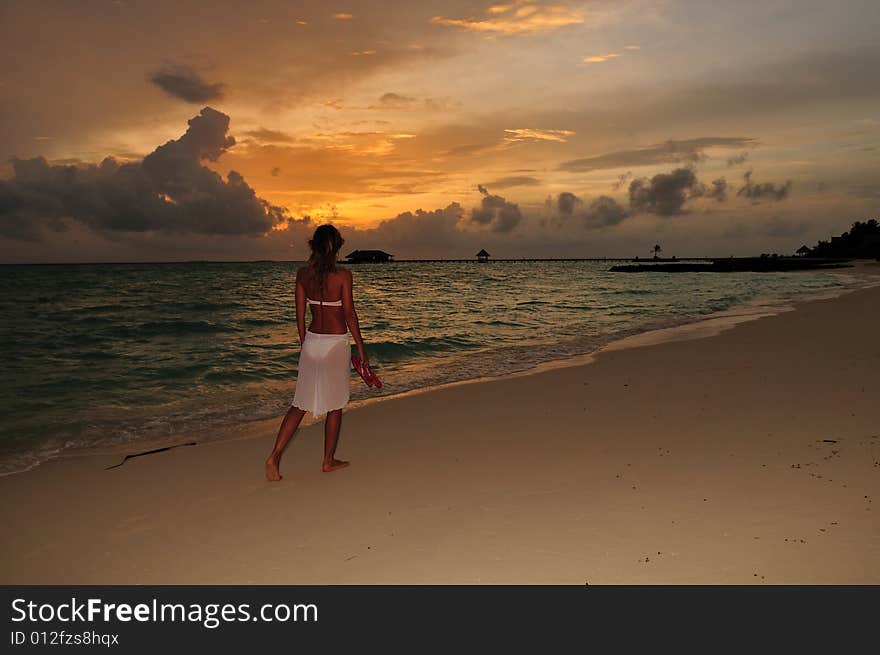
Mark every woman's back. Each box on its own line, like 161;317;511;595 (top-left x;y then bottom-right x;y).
299;266;347;334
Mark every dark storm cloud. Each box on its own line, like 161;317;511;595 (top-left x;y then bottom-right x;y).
0;107;286;240
544;163;795;232
628;167;705;215
545;165;790;232
736;170;792;202
149;65;226;103
693;177;729;202
726;151;749;167
470;185;523;233
611;171;632;190
558;137;757;173
482;175;542;189
548;167;730;231
582;196;630;228
548;191;630;229
557;191;579;215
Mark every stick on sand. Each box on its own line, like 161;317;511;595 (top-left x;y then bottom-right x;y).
104;442;198;470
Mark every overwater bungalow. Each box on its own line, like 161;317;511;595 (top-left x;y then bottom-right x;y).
344;250;394;263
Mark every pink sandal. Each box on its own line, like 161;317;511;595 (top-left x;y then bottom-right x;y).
351;355;375;387
365;363;383;388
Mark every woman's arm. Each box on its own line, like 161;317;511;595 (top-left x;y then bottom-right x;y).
341;269;368;365
294;268;307;344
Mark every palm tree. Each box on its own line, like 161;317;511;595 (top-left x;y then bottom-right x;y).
652;244;662;259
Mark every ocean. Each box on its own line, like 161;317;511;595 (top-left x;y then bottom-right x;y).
0;260;867;475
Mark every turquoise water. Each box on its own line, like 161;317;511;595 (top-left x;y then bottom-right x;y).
0;260;862;474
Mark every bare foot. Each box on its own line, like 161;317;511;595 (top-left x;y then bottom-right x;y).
322;458;350;473
266;456;282;481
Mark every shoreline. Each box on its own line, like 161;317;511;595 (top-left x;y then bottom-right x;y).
5;261;879;477
1;264;879;583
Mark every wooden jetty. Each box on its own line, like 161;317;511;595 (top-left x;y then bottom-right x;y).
341;255;853;271
358;257;712;264
609;257;852;273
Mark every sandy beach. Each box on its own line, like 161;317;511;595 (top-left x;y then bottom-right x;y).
2;266;879;584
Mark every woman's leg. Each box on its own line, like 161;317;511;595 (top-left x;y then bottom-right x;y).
322;408;350;472
266;405;307;481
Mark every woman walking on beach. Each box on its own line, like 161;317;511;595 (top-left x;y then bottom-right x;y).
266;224;370;481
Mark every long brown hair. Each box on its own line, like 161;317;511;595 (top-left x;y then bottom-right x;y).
306;224;345;297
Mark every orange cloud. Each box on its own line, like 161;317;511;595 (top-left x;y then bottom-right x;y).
431;2;584;35
583;52;623;63
300;130;416;156
584;46;640;63
503;128;575;142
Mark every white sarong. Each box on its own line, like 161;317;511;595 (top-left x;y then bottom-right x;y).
291;330;351;417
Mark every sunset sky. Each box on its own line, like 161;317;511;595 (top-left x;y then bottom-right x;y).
1;0;878;262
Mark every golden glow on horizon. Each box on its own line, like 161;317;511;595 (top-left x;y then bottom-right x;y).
265;195;417;228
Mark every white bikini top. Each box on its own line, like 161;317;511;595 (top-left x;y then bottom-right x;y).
307;297;342;307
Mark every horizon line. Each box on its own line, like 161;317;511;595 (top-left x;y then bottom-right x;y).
0;253;813;266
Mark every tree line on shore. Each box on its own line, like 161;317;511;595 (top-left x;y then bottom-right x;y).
796;219;880;259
